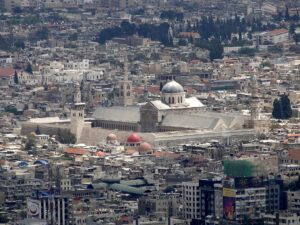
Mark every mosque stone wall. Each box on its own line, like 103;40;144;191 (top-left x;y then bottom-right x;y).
21;122;70;136
78;126;155;145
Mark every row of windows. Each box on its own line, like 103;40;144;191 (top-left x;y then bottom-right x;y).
120;85;131;89
120;91;131;96
92;121;136;131
163;96;183;104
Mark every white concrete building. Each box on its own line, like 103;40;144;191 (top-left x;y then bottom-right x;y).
235;187;266;222
254;29;289;46
182;181;200;220
287;191;300;212
263;212;300;225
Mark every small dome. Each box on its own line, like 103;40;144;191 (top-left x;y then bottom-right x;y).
161;80;184;93
138;142;152;153
127;133;141;143
96;151;106;157
106;133;117;141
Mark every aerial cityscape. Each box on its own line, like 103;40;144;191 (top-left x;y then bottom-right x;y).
1;0;300;224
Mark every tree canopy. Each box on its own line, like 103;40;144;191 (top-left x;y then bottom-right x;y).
57;129;76;144
96;21;173;46
272;95;292;119
25;62;33;74
160;10;184;21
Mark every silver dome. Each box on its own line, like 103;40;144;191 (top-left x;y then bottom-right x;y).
161;80;184;93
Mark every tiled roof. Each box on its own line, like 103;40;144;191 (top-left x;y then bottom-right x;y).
0;68;15;77
288;149;300;161
270;29;288;36
64;147;88;155
287;134;300;137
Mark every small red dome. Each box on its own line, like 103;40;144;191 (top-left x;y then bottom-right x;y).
96;151;106;157
138;142;152;153
127;133;141;143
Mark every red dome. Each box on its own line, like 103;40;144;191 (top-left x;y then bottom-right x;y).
96;151;106;157
138;142;152;153
127;133;141;143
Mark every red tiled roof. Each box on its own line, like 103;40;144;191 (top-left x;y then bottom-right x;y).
288;149;300;161
179;32;200;38
133;85;160;95
0;68;15;77
270;29;288;36
147;85;160;94
64;147;88;155
133;87;145;95
287;134;300;138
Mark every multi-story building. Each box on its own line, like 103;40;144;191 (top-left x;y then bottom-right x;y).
253;29;289;47
27;191;73;225
223;176;282;223
263;212;300;225
0;170;43;202
138;193;181;217
234;185;266;222
287;191;300;212
182;181;201;220
182;179;222;222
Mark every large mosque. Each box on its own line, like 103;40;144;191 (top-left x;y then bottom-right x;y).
21;77;256;147
92;79;246;133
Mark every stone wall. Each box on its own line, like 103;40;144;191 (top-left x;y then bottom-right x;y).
21;122;70;136
78;126;155;145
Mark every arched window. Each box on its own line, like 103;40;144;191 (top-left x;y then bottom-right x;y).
172;97;174;104
127;92;130;96
169;97;171;104
181;96;183;103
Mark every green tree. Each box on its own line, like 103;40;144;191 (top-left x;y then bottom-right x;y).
281;94;292;119
34;27;49;40
289;23;296;35
14;71;18;84
25;135;36;151
272;98;282;119
35;126;41;135
209;38;223;61
56;129;76;144
120;20;136;36
285;5;290;21
15;40;25;49
178;39;188;46
294;33;300;44
13;7;22;14
25;62;33;74
238;47;257;57
160;10;184;21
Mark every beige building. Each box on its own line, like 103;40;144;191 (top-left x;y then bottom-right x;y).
117;62;133;107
